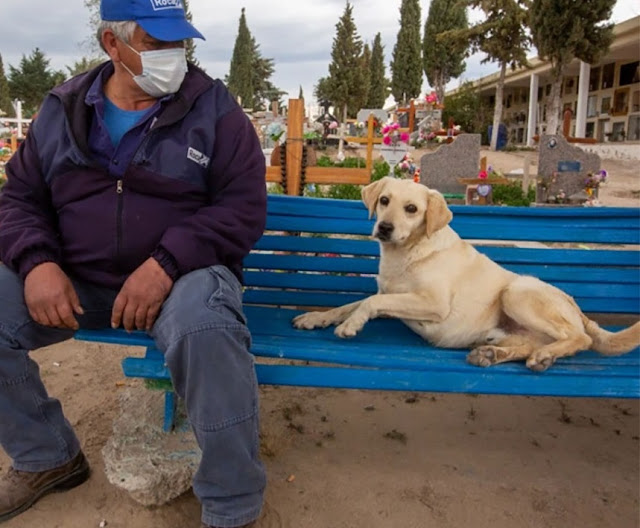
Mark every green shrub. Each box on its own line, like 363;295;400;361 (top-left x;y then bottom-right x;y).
326;184;363;201
492;181;536;207
371;160;391;181
339;157;366;169
303;184;325;198
316;155;333;167
267;183;285;195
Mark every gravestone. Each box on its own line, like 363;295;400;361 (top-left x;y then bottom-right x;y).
380;144;409;172
536;135;601;203
356;109;388;125
419;134;481;194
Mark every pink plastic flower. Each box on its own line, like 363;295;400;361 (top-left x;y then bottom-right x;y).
382;125;391;135
400;132;410;143
391;123;400;130
478;170;488;180
383;135;392;145
426;92;438;104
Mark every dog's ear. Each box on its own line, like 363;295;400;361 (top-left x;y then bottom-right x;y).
361;177;389;219
425;190;453;238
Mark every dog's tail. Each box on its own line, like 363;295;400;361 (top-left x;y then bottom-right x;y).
581;315;640;356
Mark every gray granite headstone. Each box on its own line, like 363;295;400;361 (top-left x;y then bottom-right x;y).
356;109;388;125
536;135;601;203
419;134;481;194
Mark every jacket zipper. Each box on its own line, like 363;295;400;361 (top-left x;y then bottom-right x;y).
116;179;124;262
113;123;156;265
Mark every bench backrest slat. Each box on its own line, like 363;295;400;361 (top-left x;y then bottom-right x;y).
246;254;638;284
267;196;640;244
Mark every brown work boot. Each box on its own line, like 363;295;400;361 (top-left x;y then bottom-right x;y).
0;451;90;523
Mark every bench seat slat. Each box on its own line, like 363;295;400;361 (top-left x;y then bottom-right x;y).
79;306;640;372
254;364;638;398
120;358;638;399
251;336;640;370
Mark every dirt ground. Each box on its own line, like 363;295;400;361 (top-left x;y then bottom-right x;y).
1;150;639;528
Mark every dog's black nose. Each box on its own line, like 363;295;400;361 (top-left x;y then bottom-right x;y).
376;222;394;240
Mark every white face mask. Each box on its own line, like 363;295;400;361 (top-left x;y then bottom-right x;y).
121;43;188;98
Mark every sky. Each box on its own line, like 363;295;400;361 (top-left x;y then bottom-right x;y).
1;0;638;113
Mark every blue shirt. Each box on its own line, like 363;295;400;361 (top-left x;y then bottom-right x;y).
103;97;150;147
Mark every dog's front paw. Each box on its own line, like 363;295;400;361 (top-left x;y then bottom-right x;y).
292;311;334;330
526;351;556;372
334;316;365;338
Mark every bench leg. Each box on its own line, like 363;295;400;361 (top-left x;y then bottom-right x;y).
163;391;177;432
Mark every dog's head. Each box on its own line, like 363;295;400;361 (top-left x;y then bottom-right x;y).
361;177;452;244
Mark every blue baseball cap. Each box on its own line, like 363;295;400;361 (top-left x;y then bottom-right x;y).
101;0;205;42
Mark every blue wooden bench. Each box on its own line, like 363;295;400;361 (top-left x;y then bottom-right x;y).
75;194;640;430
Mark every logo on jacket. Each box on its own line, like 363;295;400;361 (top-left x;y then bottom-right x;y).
187;147;210;169
150;0;183;11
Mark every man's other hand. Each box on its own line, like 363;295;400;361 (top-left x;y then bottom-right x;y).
111;258;173;332
24;262;84;330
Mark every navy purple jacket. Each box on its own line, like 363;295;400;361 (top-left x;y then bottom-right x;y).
0;63;267;289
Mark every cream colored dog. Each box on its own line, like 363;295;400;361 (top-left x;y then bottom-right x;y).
293;177;640;371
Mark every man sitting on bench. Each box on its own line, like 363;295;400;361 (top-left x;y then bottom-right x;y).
0;1;267;527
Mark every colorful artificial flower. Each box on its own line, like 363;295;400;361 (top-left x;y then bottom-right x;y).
382;122;410;148
426;91;439;105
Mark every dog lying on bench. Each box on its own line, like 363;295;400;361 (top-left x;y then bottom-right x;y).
293;177;640;371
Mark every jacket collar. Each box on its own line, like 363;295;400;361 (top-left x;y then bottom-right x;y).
49;62;215;157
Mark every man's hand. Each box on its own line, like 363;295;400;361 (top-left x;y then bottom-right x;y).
24;262;84;330
111;258;173;332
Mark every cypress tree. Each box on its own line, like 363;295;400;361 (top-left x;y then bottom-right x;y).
250;37;282;111
361;43;372;109
227;7;254;108
530;0;615;134
313;77;332;107
367;33;389;109
390;0;423;105
0;54;14;118
444;0;530;150
326;2;368;119
422;0;468;104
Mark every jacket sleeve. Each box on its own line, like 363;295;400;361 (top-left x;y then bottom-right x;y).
151;107;267;280
0;116;62;279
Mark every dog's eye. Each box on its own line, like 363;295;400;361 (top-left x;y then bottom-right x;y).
405;204;418;214
379;196;390;206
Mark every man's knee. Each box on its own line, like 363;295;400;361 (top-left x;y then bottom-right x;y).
0;265;73;377
152;265;247;348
